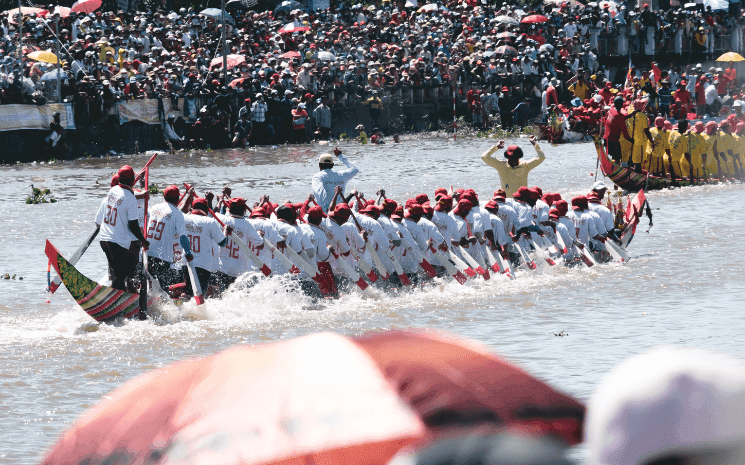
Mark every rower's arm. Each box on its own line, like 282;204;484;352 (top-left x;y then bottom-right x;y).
480;145;501;166
128;220;148;244
525;143;546;170
337;153;360;180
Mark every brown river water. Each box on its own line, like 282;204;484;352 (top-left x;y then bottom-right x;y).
1;137;744;463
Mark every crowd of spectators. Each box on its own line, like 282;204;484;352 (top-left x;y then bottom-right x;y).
1;0;745;147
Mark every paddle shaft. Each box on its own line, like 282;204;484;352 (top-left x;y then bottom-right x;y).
208;208;272;276
138;167;150;320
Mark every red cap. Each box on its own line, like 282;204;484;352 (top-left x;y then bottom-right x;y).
163;185;180;200
493;188;507;199
422;204;434;215
436;195;453;212
408;204;424;216
513;186;531;199
118;165;135;180
382;199;397;213
308;205;326;219
655;116;665;128
555;200;569;216
695;121;705;132
110;174;119;187
192;197;208;211
484;200;499;210
227;197;248;209
527;187;542;200
453;199;473;218
249;205;266;218
505;145;523;159
434;187;447;198
415;193;429;204
361;205;381;219
549;208;560;219
571;195;588;211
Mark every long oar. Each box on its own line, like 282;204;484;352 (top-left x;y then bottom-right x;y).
539;232;560;255
458;245;489;279
262;237;320;280
208;209;271;277
138;167;151;319
513;240;537;270
528;234;556;266
133;152;159;185
575;244;597;267
492;247;515;279
605;239;629;263
448;249;476;277
329;250;369;291
48;226;99;294
482;243;501;274
553;227;569;254
349;212;392;282
402;237;437;278
185;261;205;305
384;247;412;286
429;246;468;284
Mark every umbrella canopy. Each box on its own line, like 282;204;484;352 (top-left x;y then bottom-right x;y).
717;52;745;62
281;50;301;59
40;70;68;82
279;21;310;34
274;0;304;14
521;14;549;23
495;15;518;24
225;0;258;10
539;44;555;53
4;6;48;23
495;45;519;56
70;0;101;14
352;330;586;445
53;6;71;17
228;77;246;88
483;50;496;57
418;3;439;12
41;332;426;465
210;54;246;70
27;50;60;64
317;51;335;61
199;8;234;23
497;32;517;39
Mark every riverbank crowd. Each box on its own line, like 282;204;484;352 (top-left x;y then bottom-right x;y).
2;0;745;150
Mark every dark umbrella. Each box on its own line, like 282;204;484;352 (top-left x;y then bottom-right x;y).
225;0;258;11
495;45;518;55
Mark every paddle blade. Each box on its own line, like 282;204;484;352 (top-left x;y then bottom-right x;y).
454;271;468;285
366;270;379;282
491;263;501;273
481;269;490;280
544;257;556;266
475;266;487;276
193;295;205;306
355;277;369;291
528;261;537;270
420;259;437;278
464;268;476;277
398;272;412;286
260;264;272;277
48;281;60;294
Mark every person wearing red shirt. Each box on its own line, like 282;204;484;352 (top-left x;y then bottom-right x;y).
604;96;634;163
695;75;708;116
674;79;693;120
716;69;732;97
598;82;614;105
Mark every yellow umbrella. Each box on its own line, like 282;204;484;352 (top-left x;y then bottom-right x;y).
717;52;745;62
27;50;59;64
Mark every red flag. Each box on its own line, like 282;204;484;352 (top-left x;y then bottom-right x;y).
650;62;662;85
624;189;646;234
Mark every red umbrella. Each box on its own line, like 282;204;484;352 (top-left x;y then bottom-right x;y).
71;0;102;14
281;50;302;59
521;14;549;23
4;6;48;23
279;22;310;34
228;77;246;88
495;45;519;55
41;332;426;465
353;330;585;446
210;54;246;70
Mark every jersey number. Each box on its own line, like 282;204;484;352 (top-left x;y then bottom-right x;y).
104;206;118;226
147;220;165;240
226;239;240;259
188;234;201;254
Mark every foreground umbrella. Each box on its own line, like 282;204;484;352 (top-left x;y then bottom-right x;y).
4;6;48;22
521;14;549;23
27;50;59;64
279;21;310;34
42;332;426;465
210;54;246;70
71;0;101;14
354;330;585;446
495;45;518;56
717;51;745;62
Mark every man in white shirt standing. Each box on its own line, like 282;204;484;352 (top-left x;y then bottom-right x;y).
183;197;231;297
146;185;193;290
95;165;150;292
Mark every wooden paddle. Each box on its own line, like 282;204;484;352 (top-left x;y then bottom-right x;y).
528;234;556;266
448;249;476;277
429;246;468;284
574;243;597;267
208;209;271;277
348;210;395;283
457;245;490;280
329;249;369;291
513;240;537;270
138;167;150;319
402;236;437;278
327;192;379;283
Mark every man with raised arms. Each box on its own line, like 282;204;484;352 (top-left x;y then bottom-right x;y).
480;136;545;196
312;147;359;212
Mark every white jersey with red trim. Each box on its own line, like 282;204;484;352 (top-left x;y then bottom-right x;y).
146;202;187;263
303;223;332;263
217;214;264;278
184;213;225;272
271;220;305;275
97;186;140;249
432;210;459;244
485;213;510;247
418;217;444;263
569;210;599;246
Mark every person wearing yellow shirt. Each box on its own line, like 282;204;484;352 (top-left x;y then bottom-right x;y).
568;76;591;102
713;121;739;180
646;116;671;176
480;136;546;197
688;121;707;179
667;120;695;180
621;99;655;172
734;122;745;179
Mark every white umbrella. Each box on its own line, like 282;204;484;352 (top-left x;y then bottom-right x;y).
40;70;68;81
317;51;335;61
199;8;234;23
495;15;518;25
539;44;554;52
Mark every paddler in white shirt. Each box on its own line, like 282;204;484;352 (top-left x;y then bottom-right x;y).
183;197;232;297
146;185;193;290
96;165;150;292
214;198;264;292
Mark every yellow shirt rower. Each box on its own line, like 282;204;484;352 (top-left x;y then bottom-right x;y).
714;122;738;179
620;100;655;168
668;120;695;179
481;136;546;197
646;117;670;176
